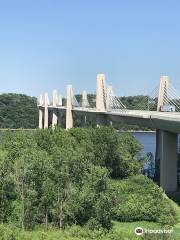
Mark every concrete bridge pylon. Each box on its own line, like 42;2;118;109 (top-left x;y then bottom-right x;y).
96;74;108;126
157;76;169;111
96;74;106;112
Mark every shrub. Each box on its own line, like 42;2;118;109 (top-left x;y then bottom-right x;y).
111;175;177;226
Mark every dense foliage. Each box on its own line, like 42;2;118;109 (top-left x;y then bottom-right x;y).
0;127;142;230
120;95;157;111
111;175;177;226
0;94;38;129
0;127;177;240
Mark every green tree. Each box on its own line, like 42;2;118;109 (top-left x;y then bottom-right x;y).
0;150;15;223
90;127;143;178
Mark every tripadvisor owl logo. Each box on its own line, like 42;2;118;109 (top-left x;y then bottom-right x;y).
135;227;143;236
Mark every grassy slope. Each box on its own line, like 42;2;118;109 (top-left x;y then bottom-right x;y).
170;199;180;239
0;220;175;240
113;198;180;240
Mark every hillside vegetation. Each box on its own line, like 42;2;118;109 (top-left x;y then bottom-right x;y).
0;94;38;129
0;127;178;239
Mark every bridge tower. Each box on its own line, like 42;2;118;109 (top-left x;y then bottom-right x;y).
96;74;108;126
155;76;177;192
157;76;169;111
66;85;73;129
96;74;106;112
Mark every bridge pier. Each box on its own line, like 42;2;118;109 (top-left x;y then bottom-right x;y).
156;130;177;192
52;110;58;128
66;85;73;129
52;90;58;128
81;115;87;128
44;93;49;129
155;130;161;184
39;108;43;129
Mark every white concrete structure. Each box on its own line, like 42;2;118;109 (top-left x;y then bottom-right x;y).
38;108;43;129
96;74;106;112
157;76;169;111
38;94;43;129
66;85;73;129
96;74;108;126
52;90;58;128
44;92;49;129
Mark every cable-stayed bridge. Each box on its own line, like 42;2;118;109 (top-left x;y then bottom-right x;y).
38;74;180;192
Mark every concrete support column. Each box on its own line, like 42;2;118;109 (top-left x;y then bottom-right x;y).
44;92;49;129
52;90;58;128
39;108;43;129
38;94;44;129
155;129;161;184
157;76;169;111
81;115;87;128
52;111;58;128
157;130;177;191
66;85;73;130
57;95;62;128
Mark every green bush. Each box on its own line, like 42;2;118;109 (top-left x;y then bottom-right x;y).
111;175;177;226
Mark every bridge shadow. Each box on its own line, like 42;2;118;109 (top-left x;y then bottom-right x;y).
166;189;180;206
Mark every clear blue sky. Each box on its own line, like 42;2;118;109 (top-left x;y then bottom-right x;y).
0;0;180;97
